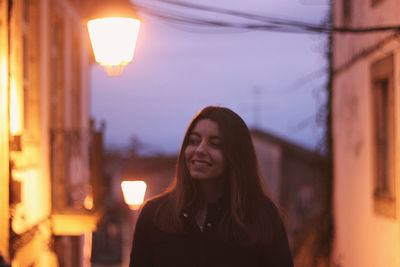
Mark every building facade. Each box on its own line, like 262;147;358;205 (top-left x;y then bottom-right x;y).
332;0;400;266
0;0;102;266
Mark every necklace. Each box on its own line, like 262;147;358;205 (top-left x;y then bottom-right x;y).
196;208;207;231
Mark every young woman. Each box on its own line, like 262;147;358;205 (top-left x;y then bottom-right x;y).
129;106;293;267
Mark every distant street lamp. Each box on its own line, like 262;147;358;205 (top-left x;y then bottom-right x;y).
121;180;147;210
86;0;141;76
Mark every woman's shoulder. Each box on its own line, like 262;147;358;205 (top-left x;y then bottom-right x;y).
135;193;176;235
139;193;171;216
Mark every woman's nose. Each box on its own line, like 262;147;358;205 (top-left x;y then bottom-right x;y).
195;141;207;154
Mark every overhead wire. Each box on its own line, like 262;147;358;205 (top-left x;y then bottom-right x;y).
131;0;399;143
134;0;400;89
133;0;400;34
134;3;311;34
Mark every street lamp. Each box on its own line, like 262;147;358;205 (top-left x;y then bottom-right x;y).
86;0;141;76
121;180;147;210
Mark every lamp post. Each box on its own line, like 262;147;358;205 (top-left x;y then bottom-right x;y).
86;0;141;76
121;180;147;210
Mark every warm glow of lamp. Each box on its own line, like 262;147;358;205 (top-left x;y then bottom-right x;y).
121;180;147;210
84;194;94;210
10;76;22;136
87;17;140;76
0;59;7;90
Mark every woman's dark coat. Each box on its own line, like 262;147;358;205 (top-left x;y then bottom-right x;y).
129;195;294;267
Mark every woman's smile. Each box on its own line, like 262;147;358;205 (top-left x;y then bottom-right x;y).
191;159;211;166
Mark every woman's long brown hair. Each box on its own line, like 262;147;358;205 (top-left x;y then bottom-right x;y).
152;106;282;246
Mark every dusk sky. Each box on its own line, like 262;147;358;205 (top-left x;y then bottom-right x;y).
90;0;330;155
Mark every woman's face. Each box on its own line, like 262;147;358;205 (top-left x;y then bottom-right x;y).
184;119;226;181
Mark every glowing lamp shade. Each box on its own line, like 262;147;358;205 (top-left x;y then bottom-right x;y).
87;17;140;76
121;180;147;210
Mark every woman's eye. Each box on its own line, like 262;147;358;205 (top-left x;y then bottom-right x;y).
210;141;222;148
188;138;200;145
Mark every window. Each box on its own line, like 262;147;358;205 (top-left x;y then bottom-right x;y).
371;54;396;218
50;11;65;131
22;0;30;130
50;5;67;210
50;6;89;211
71;22;81;131
296;185;313;212
342;0;352;25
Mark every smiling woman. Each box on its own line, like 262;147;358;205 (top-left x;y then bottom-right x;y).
129;106;294;267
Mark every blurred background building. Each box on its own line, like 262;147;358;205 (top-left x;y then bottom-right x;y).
251;129;328;265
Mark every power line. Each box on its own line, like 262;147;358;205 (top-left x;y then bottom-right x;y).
133;0;400;34
134;4;307;34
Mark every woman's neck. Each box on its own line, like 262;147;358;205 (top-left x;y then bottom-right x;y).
198;178;226;203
